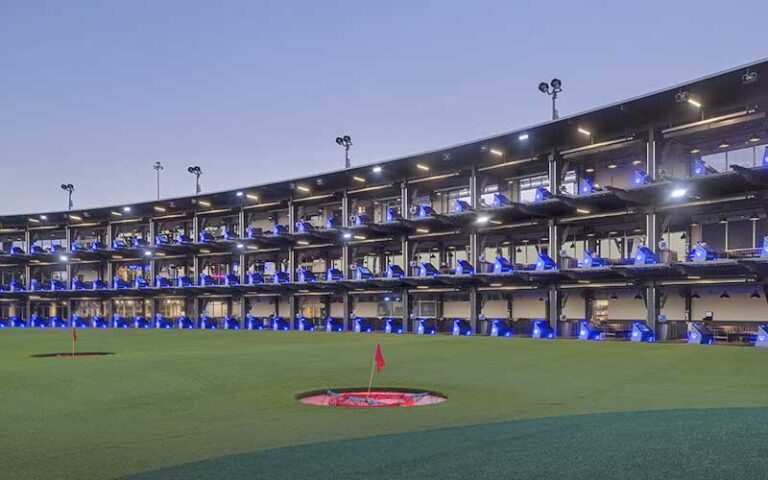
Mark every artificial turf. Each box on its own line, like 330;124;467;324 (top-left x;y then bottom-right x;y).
0;329;767;479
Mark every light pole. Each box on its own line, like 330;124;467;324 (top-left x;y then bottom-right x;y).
335;135;353;169
538;78;563;120
60;184;75;211
153;161;164;200
187;166;203;194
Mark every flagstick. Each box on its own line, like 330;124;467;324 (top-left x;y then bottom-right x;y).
366;354;376;399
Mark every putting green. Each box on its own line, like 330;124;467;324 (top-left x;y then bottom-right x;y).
0;330;766;480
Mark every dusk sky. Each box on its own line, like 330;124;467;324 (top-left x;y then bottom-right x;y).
1;1;766;214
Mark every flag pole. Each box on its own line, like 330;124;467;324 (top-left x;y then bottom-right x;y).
366;354;376;398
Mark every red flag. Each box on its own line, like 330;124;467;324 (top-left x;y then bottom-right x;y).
72;326;77;343
374;343;385;373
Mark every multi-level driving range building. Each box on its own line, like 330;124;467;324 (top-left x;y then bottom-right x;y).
2;59;768;344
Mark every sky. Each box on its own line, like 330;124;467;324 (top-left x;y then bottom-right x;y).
1;0;767;214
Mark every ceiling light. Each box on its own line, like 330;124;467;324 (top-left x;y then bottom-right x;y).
670;187;688;198
39;215;47;220
690;148;701;154
353;235;366;240
718;140;730;149
518;134;529;141
122;206;131;212
632;159;643;166
246;193;259;201
59;255;69;262
28;218;40;224
416;164;430;171
719;217;728;224
236;243;244;249
476;216;490;224
585;167;595;173
296;185;310;192
153;206;167;213
577;127;591;136
353;176;366;183
297;240;310;246
342;233;352;239
372;166;382;173
68;214;82;221
607;162;617;169
576;208;591;214
144;250;153;257
749;134;761;143
111;211;123;217
489;149;504;157
687;98;702;108
416;228;430;234
236;191;244;197
750;212;760;221
198;200;211;207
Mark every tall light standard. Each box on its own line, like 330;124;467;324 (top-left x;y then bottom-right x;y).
538;78;563;120
153;161;164;200
60;183;75;211
335;135;353;169
187;166;203;194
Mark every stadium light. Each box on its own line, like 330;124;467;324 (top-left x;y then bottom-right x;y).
153;161;164;199
670;187;688;198
335;135;353;168
187;166;203;194
60;183;75;211
538;78;563;120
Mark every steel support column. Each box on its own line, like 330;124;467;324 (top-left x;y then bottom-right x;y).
469;287;480;334
547;152;562;332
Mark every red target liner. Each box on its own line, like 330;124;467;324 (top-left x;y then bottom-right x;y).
298;389;447;408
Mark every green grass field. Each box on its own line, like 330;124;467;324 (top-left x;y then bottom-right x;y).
1;329;767;479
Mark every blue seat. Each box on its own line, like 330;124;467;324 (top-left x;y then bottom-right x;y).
112;315;131;329
245;227;263;239
221;229;239;240
30;245;45;254
155;234;172;246
755;324;768;349
353;317;374;333
272;317;290;331
134;316;151;329
493;256;514;273
452;319;472;336
132;238;149;248
631;322;655;343
154;315;174;329
295;220;315;233
30;279;44;291
177;276;194;288
688;241;718;262
199;274;217;286
223;316;240;330
534;253;557;271
453;200;473;213
385;207;402;222
634;246;659;265
580;250;606;268
354;214;372;226
455;260;474;275
155;275;173;288
177;316;195;329
326;217;341;229
272;271;289;284
326;268;343;282
113;276;131;289
49;279;66;291
272;224;288;235
492;193;510;207
10;316;27;328
30;314;49;328
246;272;265;285
325;317;343;332
416;319;437;335
199;316;218;330
419;262;439;277
198;231;216;243
176;234;193;244
245;314;264;331
490;319;514;337
10;246;25;255
533;187;554;202
50;316;68;328
414;205;436;218
385;318;404;334
71;279;88;290
688;322;715;345
296;315;315;332
386;265;405;279
297;267;316;282
532;320;555;339
134;276;149;289
578;320;602;341
224;273;240;286
355;266;374;280
112;238;130;249
7;280;25;292
92;316;109;328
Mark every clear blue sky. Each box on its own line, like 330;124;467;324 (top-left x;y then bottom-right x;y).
1;0;766;214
